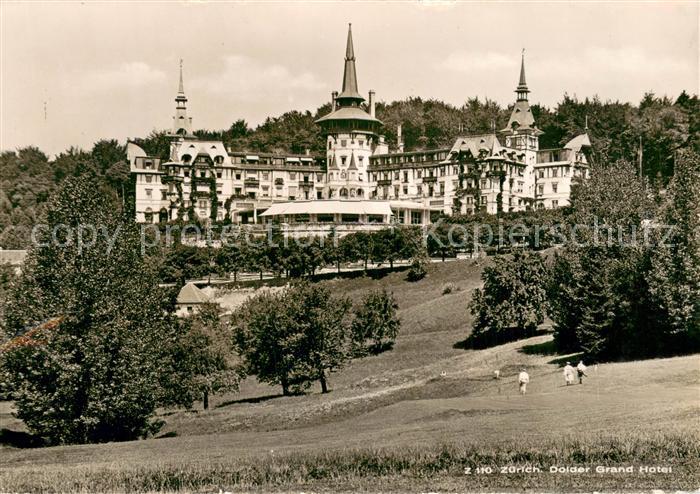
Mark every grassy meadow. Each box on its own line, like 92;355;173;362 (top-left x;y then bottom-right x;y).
1;259;699;492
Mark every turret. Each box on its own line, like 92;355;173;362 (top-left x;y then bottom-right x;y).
172;59;192;136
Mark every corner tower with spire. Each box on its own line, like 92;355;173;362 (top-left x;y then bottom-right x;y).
316;24;382;200
172;59;193;136
501;50;542;156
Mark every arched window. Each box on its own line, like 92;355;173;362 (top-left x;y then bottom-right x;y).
357;188;364;197
340;188;348;198
144;208;153;223
159;208;169;223
182;154;191;163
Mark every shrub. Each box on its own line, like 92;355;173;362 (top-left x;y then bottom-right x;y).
351;289;400;355
442;283;455;295
406;254;428;282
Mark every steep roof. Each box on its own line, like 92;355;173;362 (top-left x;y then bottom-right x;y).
177;282;209;305
503;100;538;132
336;24;364;102
442;134;512;163
564;133;592;152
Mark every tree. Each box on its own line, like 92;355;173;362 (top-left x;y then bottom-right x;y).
232;282;351;395
468;251;548;348
0;176;186;444
647;150;700;346
351;289;400;355
168;303;241;410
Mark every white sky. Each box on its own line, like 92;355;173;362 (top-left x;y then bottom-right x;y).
1;1;698;156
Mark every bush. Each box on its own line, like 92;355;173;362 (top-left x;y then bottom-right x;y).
351;289;400;355
406;255;428;282
442;283;455;295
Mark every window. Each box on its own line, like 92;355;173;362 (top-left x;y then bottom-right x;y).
145;189;152;198
358;140;364;147
235;188;242;195
358;156;364;164
235;173;241;180
481;179;487;189
200;171;206;178
481;196;487;205
538;170;545;179
403;171;408;182
199;200;207;208
317;190;323;199
146;175;152;183
217;171;222;178
552;200;559;207
403;185;408;194
417;185;422;195
552;183;558;193
341;156;347;166
341;140;347;147
394;186;399;197
161;190;167;200
417;170;422;179
517;181;524;193
394;171;400;180
290;172;296;180
552;169;558;178
411;211;422;224
537;184;544;195
184;170;190;178
263;172;269;180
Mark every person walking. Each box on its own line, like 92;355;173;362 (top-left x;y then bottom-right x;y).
518;368;530;395
577;361;588;384
563;362;575;386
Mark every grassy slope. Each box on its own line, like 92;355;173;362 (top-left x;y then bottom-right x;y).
1;259;699;492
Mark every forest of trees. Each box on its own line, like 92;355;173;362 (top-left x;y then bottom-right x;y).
1;91;698;249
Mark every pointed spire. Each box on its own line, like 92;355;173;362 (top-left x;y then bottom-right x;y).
584;114;589;131
337;23;364;103
178;59;185;94
518;49;527;87
515;49;530;101
346;23;355;60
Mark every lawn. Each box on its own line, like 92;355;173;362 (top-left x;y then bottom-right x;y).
1;258;699;492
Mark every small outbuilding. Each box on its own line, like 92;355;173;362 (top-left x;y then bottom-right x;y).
175;282;209;317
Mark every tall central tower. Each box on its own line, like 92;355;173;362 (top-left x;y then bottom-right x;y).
501;50;542;158
316;24;382;200
172;59;192;136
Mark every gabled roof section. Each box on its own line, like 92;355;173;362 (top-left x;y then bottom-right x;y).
564;133;592;152
442;134;510;163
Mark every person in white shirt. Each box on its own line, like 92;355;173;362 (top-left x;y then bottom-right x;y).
518;368;530;394
577;361;588;384
563;362;575;386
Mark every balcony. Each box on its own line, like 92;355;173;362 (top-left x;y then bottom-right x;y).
423;176;437;183
244;178;260;188
377;179;392;186
298;180;314;188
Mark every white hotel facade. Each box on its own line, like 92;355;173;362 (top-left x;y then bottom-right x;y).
129;25;591;232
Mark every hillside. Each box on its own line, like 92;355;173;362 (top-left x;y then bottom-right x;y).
1;258;698;492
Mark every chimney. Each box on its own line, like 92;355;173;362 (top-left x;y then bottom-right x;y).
332;91;338;111
397;124;404;153
369;89;376;118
